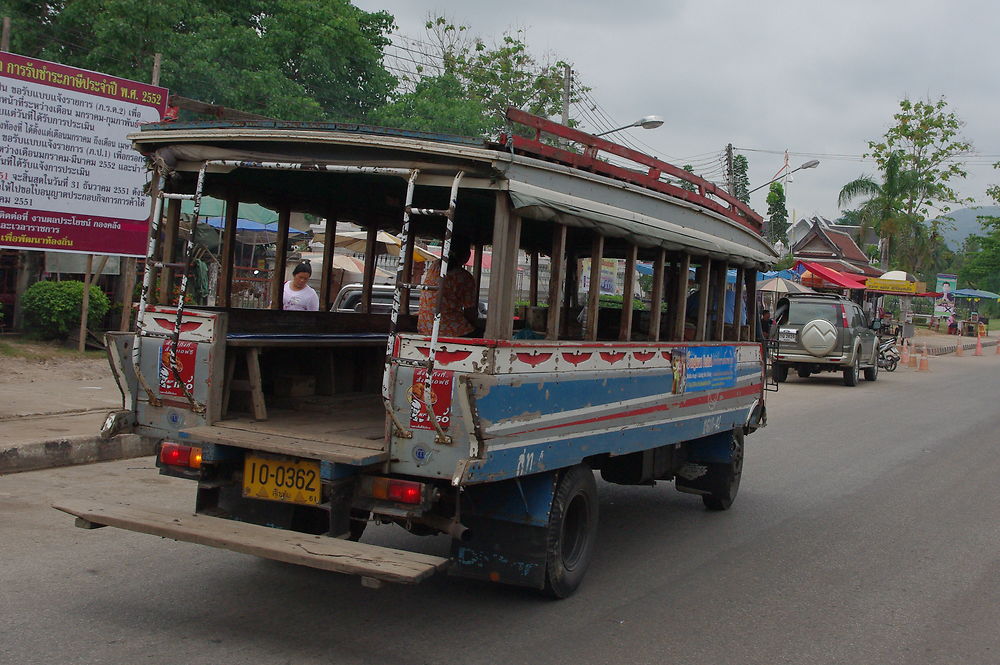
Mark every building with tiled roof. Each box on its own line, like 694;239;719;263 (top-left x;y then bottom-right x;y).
792;219;883;278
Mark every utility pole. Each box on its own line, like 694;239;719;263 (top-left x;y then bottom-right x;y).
725;143;735;196
561;64;572;126
1;16;11;51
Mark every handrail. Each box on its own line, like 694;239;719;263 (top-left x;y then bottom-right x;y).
502;108;763;234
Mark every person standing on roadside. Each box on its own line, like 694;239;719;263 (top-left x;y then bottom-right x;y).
759;309;773;341
283;260;319;311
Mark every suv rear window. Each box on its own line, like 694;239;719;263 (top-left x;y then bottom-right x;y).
787;302;840;325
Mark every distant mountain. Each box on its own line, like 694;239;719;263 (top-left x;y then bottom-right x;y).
933;206;1000;249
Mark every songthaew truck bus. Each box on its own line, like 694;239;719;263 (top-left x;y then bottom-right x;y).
57;109;776;598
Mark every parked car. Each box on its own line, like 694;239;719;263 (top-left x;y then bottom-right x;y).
332;283;487;318
770;293;881;386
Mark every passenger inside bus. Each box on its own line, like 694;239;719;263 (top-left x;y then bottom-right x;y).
417;235;479;337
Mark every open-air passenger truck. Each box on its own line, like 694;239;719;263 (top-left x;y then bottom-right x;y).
57;109;778;598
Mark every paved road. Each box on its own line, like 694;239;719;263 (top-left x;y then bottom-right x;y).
3;353;1000;665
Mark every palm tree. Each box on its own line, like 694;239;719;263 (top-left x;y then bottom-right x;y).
837;152;920;269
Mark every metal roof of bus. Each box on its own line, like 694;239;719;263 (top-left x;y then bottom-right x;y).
138;119;487;147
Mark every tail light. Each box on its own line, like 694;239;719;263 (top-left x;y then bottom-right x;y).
160;442;202;469
839;304;850;328
362;477;425;505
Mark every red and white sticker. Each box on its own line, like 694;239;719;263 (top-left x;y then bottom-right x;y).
408;369;454;431
159;340;197;397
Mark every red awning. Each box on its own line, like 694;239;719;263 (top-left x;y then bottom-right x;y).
795;260;867;290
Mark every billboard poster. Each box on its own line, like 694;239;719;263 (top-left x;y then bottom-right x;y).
934;273;957;318
685;346;736;393
0;52;168;256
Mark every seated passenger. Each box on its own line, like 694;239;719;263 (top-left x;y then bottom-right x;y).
417;236;478;337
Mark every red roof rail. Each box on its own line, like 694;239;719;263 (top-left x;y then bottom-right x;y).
500;108;763;234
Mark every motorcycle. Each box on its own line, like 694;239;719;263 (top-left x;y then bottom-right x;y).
877;336;899;372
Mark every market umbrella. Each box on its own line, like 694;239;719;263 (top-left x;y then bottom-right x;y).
757;276;815;294
335;231;436;261
203;217;307;245
953;288;1000;300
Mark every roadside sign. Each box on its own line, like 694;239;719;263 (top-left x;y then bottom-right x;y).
866;277;917;294
0;52;168;256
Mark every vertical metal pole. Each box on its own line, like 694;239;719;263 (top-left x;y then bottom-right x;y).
733;266;746;341
619;244;637;341
79;255;94;353
360;224;378;313
158;198;179;304
672;253;690;341
712;262;728;341
320;213;337;311
648;248;665;341
696;258;711;341
546;224;567;340
561;65;572;126
529;251;539;306
586;235;603;341
270;206;290;309
219;194;238;308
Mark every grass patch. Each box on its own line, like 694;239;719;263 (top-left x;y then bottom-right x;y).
0;338;105;361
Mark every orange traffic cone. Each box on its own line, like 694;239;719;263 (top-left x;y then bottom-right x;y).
995;338;1000;354
955;340;963;356
918;352;930;372
975;334;983;356
900;339;910;365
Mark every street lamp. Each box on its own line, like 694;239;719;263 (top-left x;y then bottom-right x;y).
595;115;664;137
748;159;820;194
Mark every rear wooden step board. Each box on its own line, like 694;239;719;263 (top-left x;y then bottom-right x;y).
179;425;388;466
53;502;449;585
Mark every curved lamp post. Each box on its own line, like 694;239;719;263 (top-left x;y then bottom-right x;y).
595;115;665;137
748;159;820;194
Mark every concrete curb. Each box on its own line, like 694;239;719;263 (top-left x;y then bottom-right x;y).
0;433;157;475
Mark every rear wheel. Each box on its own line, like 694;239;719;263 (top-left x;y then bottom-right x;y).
797;367;811;379
843;352;860;386
773;363;788;383
701;430;744;511
543;465;599;599
863;357;878;382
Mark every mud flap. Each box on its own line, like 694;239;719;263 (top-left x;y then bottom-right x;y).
449;471;557;589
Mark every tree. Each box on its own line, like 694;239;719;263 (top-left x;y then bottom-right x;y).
765;182;788;246
838;151;917;269
959;169;1000;293
379;16;588;136
0;0;397;121
369;74;492;136
679;165;697;192
867;97;973;220
731;155;750;204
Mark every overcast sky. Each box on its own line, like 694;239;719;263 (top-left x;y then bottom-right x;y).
354;0;1000;223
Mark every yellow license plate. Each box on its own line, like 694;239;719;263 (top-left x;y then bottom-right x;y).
242;453;321;506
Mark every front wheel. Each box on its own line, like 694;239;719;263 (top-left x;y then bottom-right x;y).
773;363;788;383
543;465;599;599
797;367;811;379
885;359;898;372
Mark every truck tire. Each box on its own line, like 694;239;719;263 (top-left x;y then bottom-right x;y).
863;358;878;382
797;367;811;379
843;352;860;386
701;430;744;511
543;465;599;599
773;363;788;383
